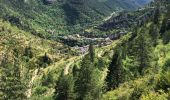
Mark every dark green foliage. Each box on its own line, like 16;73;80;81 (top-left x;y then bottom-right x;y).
160;18;167;34
0;0;150;40
162;58;170;71
62;3;80;25
3;15;22;27
72;64;79;78
76;55;94;99
105;47;125;90
33;86;48;95
149;24;160;46
24;46;33;58
163;30;170;44
1;26;5;31
43;53;51;64
168;92;170;100
166;5;170;18
24;46;33;62
0;49;26;100
132;29;153;75
75;54;103;100
153;8;160;25
160;5;170;35
156;72;170;92
89;43;95;62
54;73;76;100
37;53;52;68
42;72;54;87
97;58;107;70
130;86;144;100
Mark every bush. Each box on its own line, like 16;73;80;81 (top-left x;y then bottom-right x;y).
156;72;170;92
41;72;54;87
163;31;170;44
37;53;52;68
141;91;168;100
130;86;144;100
33;86;48;95
163;59;170;71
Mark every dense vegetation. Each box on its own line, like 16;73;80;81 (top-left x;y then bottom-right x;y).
0;0;150;37
1;0;170;100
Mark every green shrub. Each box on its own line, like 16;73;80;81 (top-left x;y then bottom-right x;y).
37;53;52;68
163;31;170;44
156;72;170;92
163;59;170;71
41;72;54;87
33;86;48;95
130;86;145;100
141;90;168;100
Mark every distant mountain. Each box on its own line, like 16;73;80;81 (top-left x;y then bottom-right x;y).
66;0;152;24
0;0;151;36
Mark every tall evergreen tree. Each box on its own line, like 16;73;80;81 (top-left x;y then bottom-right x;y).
89;43;95;62
76;55;93;99
149;24;160;46
54;73;76;100
153;8;160;25
76;55;103;100
163;30;170;44
160;18;167;35
13;49;27;99
0;49;26;100
133;29;153;75
105;47;125;90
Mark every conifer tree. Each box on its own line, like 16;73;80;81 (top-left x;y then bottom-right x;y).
89;43;95;62
105;47;125;90
0;49;26;100
163;30;170;44
72;64;79;78
153;8;160;25
160;18;167;35
24;46;33;59
54;73;76;100
149;24;160;46
12;49;27;99
76;53;103;100
133;29;153;75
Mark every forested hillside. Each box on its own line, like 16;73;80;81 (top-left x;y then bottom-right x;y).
1;0;170;100
0;0;150;37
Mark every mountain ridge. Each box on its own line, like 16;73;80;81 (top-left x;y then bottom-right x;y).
0;0;151;36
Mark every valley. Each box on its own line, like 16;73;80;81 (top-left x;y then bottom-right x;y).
1;0;170;100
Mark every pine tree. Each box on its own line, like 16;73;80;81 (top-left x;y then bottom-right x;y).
42;71;54;87
89;43;95;62
160;18;167;35
12;49;27;99
163;30;170;44
153;8;160;25
149;24;160;46
24;46;33;59
54;73;76;100
0;54;11;99
0;49;26;100
105;47;125;90
76;54;103;100
133;29;153;75
76;55;92;99
72;64;79;78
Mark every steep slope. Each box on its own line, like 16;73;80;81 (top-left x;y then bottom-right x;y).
0;19;78;99
0;0;157;99
0;0;151;38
